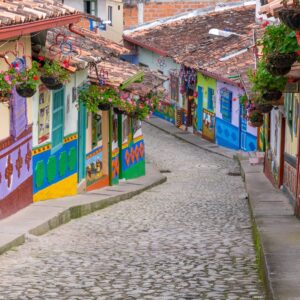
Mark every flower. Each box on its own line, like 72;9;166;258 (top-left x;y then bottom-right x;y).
38;56;45;61
33;75;39;81
108;98;113;103
63;59;70;68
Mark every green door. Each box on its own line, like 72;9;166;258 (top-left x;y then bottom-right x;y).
78;102;87;182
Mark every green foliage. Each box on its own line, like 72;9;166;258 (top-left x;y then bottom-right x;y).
42;59;70;83
249;110;263;122
248;61;287;95
260;23;300;56
15;61;39;90
239;94;248;106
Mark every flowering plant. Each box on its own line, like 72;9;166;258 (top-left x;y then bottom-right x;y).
15;61;39;90
41;58;70;84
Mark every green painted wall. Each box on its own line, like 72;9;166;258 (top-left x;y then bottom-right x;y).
123;159;145;180
197;73;217;112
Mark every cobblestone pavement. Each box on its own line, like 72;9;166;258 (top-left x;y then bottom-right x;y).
0;124;265;300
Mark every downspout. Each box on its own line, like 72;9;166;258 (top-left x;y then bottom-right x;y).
109;108;113;185
69;24;85;37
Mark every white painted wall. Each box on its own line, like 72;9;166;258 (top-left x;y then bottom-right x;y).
270;109;282;166
138;47;183;106
64;0;84;11
32;69;88;147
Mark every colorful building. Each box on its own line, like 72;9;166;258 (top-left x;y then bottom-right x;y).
0;0;81;219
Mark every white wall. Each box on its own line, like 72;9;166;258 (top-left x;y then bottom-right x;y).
64;0;84;11
138;47;183;106
270;109;282;167
32;69;88;147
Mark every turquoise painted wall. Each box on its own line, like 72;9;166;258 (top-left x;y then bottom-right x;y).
197;73;217;112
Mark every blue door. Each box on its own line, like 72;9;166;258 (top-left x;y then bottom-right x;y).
240;105;247;150
78;102;87;182
197;86;203;131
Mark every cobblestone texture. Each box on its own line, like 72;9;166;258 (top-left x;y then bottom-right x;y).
0;124;265;300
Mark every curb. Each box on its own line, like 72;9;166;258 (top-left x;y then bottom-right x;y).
0;167;167;256
238;157;273;300
144;119;234;160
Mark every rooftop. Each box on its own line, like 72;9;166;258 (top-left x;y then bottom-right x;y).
0;0;82;39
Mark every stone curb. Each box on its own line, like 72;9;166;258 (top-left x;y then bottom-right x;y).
238;157;274;300
0;165;167;256
144;119;235;159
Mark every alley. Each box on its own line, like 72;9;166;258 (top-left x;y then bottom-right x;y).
0;124;264;300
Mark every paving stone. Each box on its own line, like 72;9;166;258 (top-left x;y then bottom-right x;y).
0;124;264;299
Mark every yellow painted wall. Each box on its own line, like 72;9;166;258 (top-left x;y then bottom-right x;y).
197;73;217;111
0;36;32;140
285;93;299;157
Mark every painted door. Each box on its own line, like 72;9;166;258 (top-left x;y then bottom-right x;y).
78;102;86;182
240;105;247;150
197;86;203;131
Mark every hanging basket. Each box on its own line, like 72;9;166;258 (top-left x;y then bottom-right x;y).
250;120;264;127
266;63;291;76
255;104;273;114
41;75;63;90
267;52;297;68
113;107;125;115
16;84;36;98
262;90;282;101
98;103;111;111
278;8;300;30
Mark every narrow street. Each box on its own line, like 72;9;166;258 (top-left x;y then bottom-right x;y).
0;124;264;300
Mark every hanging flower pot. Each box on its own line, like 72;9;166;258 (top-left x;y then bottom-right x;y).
267;52;297;68
278;8;300;31
266;63;291;76
98;103;111;111
40;75;63;90
248;109;264;127
16;83;36;98
255;104;273;114
262;90;282;101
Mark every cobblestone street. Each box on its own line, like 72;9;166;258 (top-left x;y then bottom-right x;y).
0;124;265;300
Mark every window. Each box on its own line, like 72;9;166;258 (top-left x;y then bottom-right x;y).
170;72;179;102
220;88;232;123
52;89;64;151
92;113;102;148
207;88;214;111
108;6;113;26
84;0;97;16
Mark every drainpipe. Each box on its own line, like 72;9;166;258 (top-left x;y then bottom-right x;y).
109;108;113;186
69;24;85;37
137;2;144;25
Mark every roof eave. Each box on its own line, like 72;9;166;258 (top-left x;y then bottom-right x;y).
123;34;169;57
0;13;83;40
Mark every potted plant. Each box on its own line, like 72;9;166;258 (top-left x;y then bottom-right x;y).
259;24;299;75
0;68;16;102
15;61;39;98
279;0;300;30
248;61;287;101
79;85;117;112
253;96;273;113
248;109;264;127
40;59;70;90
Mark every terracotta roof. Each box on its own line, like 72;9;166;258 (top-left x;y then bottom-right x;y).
259;0;293;16
45;25;130;71
124;5;256;59
0;0;79;26
89;57;166;96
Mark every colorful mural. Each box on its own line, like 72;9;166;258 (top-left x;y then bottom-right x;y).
154;101;175;124
32;133;78;202
86;146;109;191
202;108;215;142
0;127;32;218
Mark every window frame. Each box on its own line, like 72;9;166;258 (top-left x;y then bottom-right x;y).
51;88;65;153
108;5;113;26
